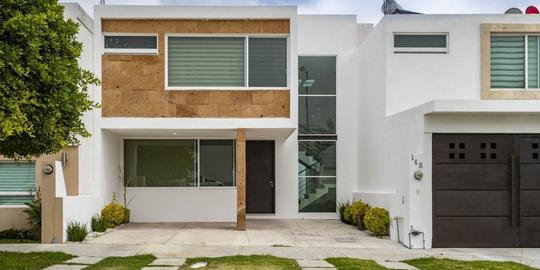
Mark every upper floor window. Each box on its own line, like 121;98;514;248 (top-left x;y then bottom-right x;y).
166;36;288;89
394;33;448;54
490;35;540;89
104;34;158;54
482;24;540;99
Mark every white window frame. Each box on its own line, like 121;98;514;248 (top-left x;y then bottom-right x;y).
393;32;449;54
122;138;237;190
165;33;290;91
103;33;159;55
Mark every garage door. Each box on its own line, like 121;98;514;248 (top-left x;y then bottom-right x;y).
433;134;540;247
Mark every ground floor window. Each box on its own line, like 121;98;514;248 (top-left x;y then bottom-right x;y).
0;161;35;205
124;139;235;188
298;140;336;212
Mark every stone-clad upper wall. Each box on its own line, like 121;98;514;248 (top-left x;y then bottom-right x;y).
101;19;290;118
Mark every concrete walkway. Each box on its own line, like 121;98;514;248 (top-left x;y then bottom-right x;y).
1;220;539;268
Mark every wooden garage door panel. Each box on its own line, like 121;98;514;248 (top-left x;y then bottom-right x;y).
433;164;509;190
520;165;540;190
517;217;540;243
433;135;512;164
435;191;510;216
519;137;540;163
520;191;540;216
433;217;513;247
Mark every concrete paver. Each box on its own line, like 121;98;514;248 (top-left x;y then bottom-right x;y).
376;261;419;270
0;220;539;268
150;258;186;266
65;256;103;264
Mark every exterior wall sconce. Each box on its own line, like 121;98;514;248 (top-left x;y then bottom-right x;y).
413;170;423;181
42;164;54;175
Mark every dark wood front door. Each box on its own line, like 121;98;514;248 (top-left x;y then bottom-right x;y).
432;134;540;247
246;141;275;214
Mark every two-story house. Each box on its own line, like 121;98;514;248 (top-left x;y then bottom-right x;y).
1;2;540;248
358;14;540;248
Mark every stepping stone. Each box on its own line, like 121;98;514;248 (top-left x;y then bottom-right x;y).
44;265;86;270
302;268;336;270
150;258;186;266
376;261;418;270
65;256;104;265
297;259;335;268
142;267;178;270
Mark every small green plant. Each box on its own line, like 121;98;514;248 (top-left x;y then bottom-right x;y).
364;207;391;237
343;205;354;224
91;214;110;233
337;201;351;223
350;200;371;229
101;193;126;227
66;221;88;242
23;188;41;241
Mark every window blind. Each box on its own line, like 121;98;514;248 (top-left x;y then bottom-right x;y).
167;37;245;87
249;38;287;87
528;36;540;88
0;161;35;205
490;36;525;89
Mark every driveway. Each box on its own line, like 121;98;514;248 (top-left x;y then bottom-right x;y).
1;220;539;267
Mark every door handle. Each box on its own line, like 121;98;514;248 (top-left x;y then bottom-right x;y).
268;181;275;189
511;155;517;226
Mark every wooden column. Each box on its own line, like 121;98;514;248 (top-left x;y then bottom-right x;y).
236;128;246;231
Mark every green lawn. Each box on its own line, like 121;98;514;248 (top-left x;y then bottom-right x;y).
405;258;538;270
326;258;388;270
179;255;301;270
0;251;73;270
84;254;156;270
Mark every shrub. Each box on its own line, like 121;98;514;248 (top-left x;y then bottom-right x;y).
91;215;110;233
350;200;371;229
343;205;354;224
122;208;130;224
23;188;41;240
101;193;125;227
66;221;88;242
364;207;391;237
337;201;351;223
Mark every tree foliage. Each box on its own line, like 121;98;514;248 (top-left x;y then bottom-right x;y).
0;0;99;158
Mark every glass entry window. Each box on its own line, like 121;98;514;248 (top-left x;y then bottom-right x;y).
298;56;337;213
124;139;235;188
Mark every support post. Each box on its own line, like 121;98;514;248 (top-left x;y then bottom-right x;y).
236;128;246;231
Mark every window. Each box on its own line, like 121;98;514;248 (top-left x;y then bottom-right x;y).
124;139;235;188
298;56;337;213
166;36;288;89
298;56;336;134
104;34;158;54
0;161;35;205
489;35;540;90
200;140;235;187
394;33;448;54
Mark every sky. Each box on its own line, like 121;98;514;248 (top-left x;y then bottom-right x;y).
64;0;540;23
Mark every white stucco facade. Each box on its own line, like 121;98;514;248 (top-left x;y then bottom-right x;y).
51;3;540;247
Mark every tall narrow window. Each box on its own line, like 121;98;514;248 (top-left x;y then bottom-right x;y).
298;56;337;213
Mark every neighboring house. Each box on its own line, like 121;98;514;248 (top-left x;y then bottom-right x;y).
1;2;539;248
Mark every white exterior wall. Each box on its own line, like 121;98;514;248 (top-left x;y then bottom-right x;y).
91;6;315;221
62;3;95;196
358;13;540;248
382;14;540;115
